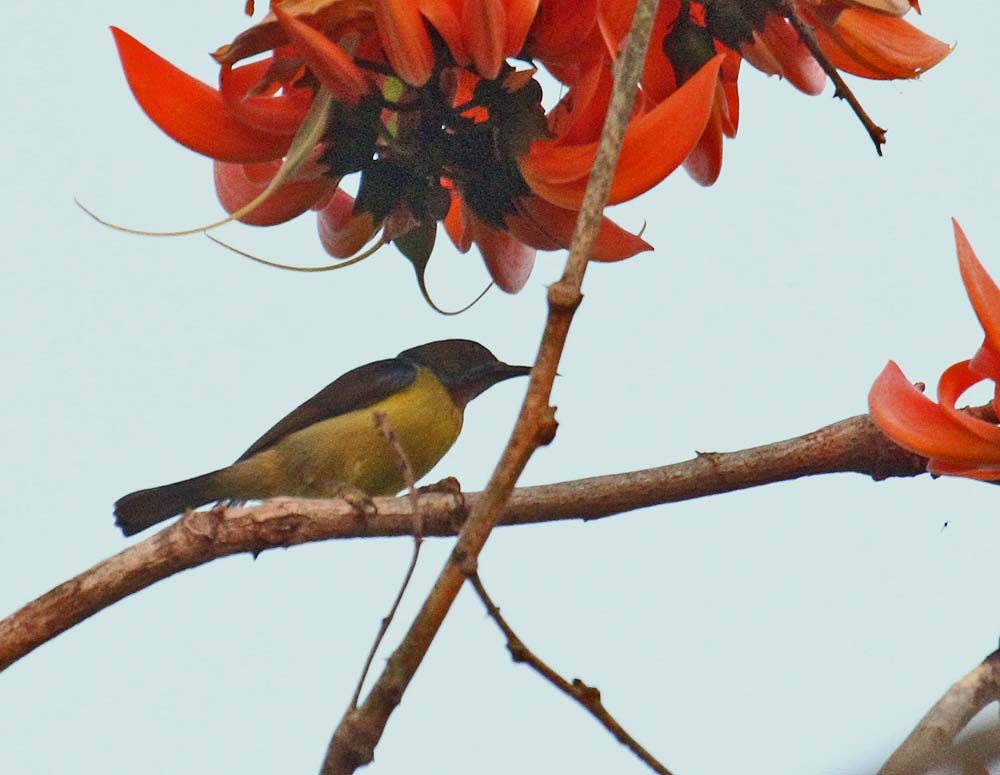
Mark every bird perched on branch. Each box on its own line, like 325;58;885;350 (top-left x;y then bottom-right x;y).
114;339;531;536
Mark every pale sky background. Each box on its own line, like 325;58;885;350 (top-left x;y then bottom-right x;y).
3;3;998;774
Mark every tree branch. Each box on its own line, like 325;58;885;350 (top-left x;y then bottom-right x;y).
879;649;1000;775
318;3;663;770
470;572;675;775
0;409;948;674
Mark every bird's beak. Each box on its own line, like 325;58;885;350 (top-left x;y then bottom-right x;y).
451;362;531;407
493;362;532;381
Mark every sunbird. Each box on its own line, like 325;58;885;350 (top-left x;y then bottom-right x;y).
114;339;531;536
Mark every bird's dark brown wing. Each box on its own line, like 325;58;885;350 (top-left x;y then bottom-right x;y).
235;358;418;462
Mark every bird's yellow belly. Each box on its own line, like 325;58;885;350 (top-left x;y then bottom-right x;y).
268;368;463;497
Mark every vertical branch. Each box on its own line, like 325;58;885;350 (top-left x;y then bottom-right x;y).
318;1;664;772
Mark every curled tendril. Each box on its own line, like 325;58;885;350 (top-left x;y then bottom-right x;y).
206;232;492;315
419;279;492;316
75;89;335;237
205;232;388;272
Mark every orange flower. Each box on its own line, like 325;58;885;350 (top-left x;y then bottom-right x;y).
869;221;1000;480
112;1;729;296
600;0;949;185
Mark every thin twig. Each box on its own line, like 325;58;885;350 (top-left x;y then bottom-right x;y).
470;573;674;775
779;1;887;154
347;414;425;710
879;650;1000;775
0;408;974;674
318;3;664;771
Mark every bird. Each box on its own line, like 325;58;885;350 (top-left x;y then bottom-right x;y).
114;339;531;536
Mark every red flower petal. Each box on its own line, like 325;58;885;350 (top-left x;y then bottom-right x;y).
746;14;826;95
468;212;536;292
443;186;474;252
219;61;311;136
954;219;1000;358
521;54;723;208
503;0;540;59
372;0;435;86
935;361;1000;448
272;6;368;105
869;361;1000;463
463;0;506;80
421;0;468;65
527;0;596;60
111;27;293;163
971;343;1000;383
316;189;380;257
514;197;651;262
214;160;332;225
804;7;951;79
682;84;725;186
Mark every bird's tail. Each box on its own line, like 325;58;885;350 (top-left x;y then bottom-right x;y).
114;471;228;537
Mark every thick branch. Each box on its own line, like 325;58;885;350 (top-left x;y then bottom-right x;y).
0;411;938;674
880;650;1000;775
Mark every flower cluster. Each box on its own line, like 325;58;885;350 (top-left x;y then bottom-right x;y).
113;0;948;295
869;222;1000;480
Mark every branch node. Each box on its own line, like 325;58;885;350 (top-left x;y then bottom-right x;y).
572;678;602;705
547;280;583;313
182;505;224;541
536;407;559;446
326;711;376;773
450;545;478;576
419;476;462;496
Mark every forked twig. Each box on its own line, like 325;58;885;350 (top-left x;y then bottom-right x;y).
779;0;887;154
347;414;425;710
470;573;674;775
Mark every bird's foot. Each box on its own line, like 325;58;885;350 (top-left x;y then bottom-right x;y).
417;476;462;496
331;483;377;520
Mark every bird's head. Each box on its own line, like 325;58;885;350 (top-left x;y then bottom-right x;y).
398;339;531;408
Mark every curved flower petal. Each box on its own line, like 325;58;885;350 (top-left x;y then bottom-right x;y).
214;160;333;226
443;186;474;252
468;212;536;292
111;27;293;163
420;0;468;65
805;7;951;79
463;0;506;80
219;61;312;136
503;0;540;59
372;0;434;86
954;219;1000;358
683;82;725;186
521;54;724;208
546;61;613;147
869;361;1000;464
272;7;368;105
513;197;651;262
528;0;598;61
317;189;380;257
212;0;374;65
971;343;1000;383
745;14;826;95
935;361;1000;447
